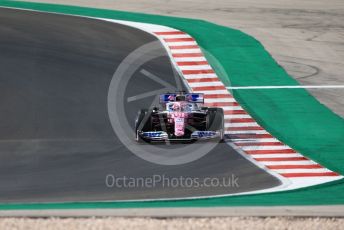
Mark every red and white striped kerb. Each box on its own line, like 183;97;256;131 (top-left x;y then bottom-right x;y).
154;30;340;179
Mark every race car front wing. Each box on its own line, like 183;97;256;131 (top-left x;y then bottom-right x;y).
137;130;221;141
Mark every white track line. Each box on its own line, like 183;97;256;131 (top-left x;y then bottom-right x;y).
241;145;292;151
225;122;259;127
226;85;344;89
192;89;230;95
170;49;203;54
225;130;269;134
167;41;198;46
183;73;218;79
232;138;280;143
205;98;236;103
178;65;212;70
251;153;303;158
158;34;192;39
261;160;318;165
274;168;332;174
174;57;207;62
224;114;252;119
188;82;223;87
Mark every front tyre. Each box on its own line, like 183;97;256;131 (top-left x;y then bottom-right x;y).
206;108;225;142
135;109;149;143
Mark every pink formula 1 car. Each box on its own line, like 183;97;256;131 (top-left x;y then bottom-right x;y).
135;92;224;142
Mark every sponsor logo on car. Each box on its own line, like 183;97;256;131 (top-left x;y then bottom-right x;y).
142;132;163;137
191;131;217;138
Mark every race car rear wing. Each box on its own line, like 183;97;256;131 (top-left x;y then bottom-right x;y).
159;93;204;103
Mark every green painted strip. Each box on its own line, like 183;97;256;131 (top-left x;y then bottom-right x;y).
0;0;343;209
0;180;344;210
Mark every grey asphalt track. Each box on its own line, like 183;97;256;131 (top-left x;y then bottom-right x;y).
0;7;280;203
